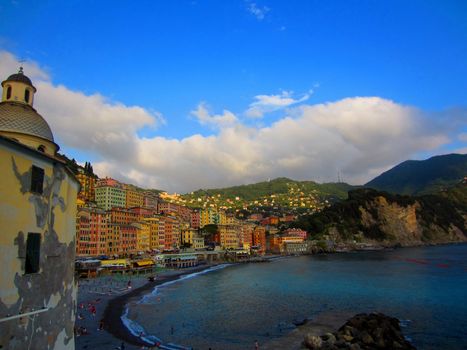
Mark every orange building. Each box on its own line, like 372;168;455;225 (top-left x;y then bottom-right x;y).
110;207;138;225
129;206;157;221
96;177;120;187
164;216;181;250
252;226;267;255
119;224;137;255
76;208;109;256
191;210;200;229
240;223;254;249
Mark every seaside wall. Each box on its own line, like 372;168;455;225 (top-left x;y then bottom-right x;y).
0;141;79;350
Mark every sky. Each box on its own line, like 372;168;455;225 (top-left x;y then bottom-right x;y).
0;0;466;193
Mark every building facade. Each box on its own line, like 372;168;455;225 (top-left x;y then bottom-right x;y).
0;69;79;349
95;185;126;210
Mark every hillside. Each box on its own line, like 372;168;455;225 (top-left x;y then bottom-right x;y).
365;153;467;195
180;177;357;212
291;181;467;247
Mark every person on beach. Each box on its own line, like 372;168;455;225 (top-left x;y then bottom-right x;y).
255;340;259;349
127;280;132;289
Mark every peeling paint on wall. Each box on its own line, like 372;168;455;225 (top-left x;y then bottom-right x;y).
0;157;77;350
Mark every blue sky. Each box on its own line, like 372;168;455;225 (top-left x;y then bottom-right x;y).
1;0;466;192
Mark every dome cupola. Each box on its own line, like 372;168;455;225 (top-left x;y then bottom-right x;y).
0;68;58;156
2;67;37;106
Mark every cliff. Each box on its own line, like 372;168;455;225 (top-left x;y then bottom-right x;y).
292;182;467;247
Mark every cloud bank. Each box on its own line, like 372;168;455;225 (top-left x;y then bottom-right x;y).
1;51;464;193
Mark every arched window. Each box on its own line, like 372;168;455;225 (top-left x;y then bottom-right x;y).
25;89;30;103
37;145;46;153
6;86;12;99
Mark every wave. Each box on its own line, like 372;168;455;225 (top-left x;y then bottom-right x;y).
121;264;232;348
139;263;231;304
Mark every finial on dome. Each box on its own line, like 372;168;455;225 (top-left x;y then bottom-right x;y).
18;66;24;74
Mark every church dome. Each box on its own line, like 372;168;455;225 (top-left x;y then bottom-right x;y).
1;67;36;91
5;72;33;86
0;101;54;142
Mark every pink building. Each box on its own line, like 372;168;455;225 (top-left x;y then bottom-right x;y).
284;228;307;240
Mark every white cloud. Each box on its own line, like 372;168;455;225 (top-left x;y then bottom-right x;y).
247;2;269;21
245;90;311;118
0;50;163;161
191;103;238;129
0;51;49;82
1;51;461;193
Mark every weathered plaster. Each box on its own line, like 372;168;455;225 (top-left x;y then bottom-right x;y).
0;158;76;350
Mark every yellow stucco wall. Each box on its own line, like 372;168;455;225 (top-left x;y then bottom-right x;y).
0;141;79;350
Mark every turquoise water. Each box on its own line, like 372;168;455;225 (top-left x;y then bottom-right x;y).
125;244;467;349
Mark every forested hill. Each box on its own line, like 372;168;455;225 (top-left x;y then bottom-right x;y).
181;177;357;210
365;153;467;195
291;181;467;247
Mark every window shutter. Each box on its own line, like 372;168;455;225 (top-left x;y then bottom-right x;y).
25;233;41;274
31;166;44;194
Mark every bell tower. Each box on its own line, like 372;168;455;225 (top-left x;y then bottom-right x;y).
1;67;37;107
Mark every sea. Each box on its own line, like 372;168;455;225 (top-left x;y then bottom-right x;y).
122;244;467;350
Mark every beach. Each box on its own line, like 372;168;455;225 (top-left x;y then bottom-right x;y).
75;265;213;350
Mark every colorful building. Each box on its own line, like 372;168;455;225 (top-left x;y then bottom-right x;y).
76;167;96;203
132;221;151;253
219;224;241;249
125;187;144;208
143;191;160;209
252;226;267;255
200;207;219;227
144;217;165;251
95;185;126;210
76;207;109;257
191;210;200;229
0;69;80;349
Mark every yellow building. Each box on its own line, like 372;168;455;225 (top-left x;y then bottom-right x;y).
218;224;241;249
144;216;165;251
125;187;144;208
132;221;151;252
200;207;219;227
0;69;80;349
76;168;95;202
181;227;198;247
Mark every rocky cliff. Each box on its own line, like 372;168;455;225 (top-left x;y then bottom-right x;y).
292;182;467;248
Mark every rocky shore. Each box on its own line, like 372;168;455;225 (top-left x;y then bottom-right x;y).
303;313;416;350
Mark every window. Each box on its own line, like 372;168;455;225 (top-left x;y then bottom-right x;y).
37;145;46;153
30;166;44;194
25;233;41;274
25;89;30;103
6;86;12;99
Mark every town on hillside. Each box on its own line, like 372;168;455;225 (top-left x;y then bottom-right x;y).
75;167;313;275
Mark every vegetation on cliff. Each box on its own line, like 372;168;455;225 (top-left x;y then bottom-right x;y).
291;182;467;245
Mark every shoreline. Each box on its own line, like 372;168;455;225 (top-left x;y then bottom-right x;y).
77;243;467;349
101;264;220;348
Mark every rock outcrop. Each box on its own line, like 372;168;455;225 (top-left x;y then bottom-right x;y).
303;313;416;350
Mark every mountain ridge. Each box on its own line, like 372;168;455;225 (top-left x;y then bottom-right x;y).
365;153;467;195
